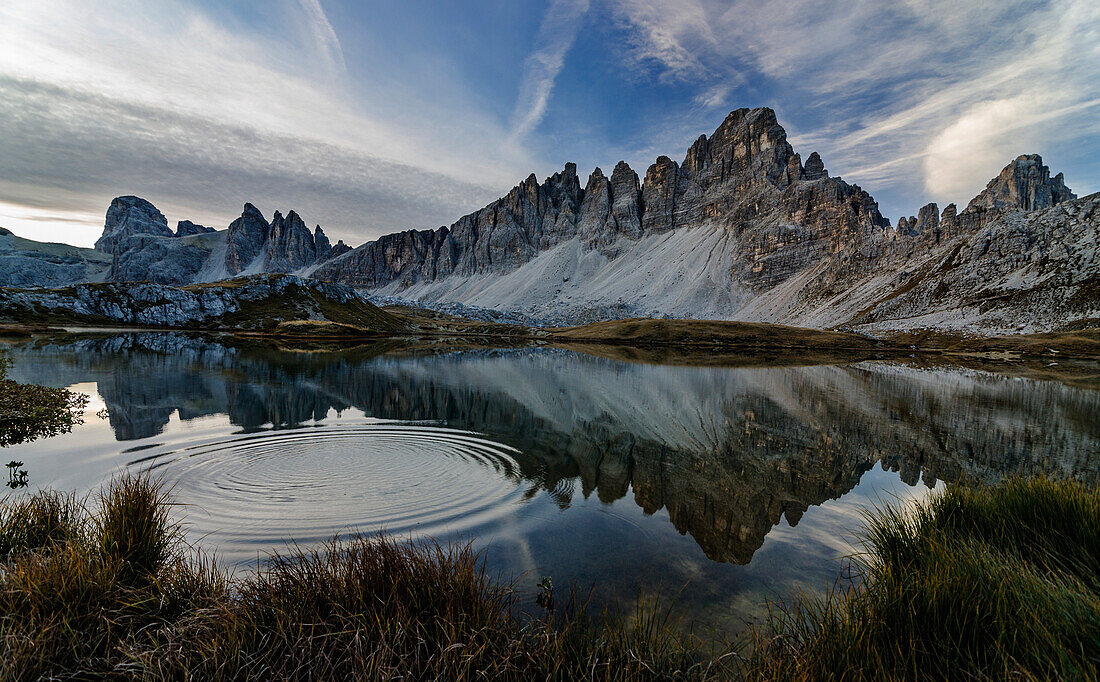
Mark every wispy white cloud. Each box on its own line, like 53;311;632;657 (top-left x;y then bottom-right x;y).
0;0;529;245
693;83;731;109
509;0;591;143
297;0;346;78
611;0;714;82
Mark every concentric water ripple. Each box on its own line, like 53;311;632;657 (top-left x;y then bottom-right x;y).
126;421;526;563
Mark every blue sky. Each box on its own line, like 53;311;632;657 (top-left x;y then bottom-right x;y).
1;0;1097;247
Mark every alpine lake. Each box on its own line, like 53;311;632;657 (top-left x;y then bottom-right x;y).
4;332;1098;637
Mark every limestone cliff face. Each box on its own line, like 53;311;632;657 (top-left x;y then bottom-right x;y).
762;154;1093;335
314;108;889;297
222;204;343;276
313;164;586;288
265;210;317;272
110;233;214;285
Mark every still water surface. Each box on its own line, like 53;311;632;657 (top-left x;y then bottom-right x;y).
4;333;1099;633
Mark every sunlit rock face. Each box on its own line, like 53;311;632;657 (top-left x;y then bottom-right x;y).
10;338;1099;564
311;110;1093;334
314;108;890;298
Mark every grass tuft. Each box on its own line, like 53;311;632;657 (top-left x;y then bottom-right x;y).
750;477;1100;681
95;474;177;582
0;477;729;680
0;489;84;558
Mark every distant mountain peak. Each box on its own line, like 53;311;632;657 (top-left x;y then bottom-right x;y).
95;195;172;255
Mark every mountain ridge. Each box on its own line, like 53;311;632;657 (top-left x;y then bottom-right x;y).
1;107;1095;335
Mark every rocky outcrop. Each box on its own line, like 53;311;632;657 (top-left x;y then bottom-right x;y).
313;226;332;261
576;163;643;253
308;227;351;264
967;154;1077;213
802;151;828;180
56;200;346;284
221;204;341;275
94;196;174;255
314;164;586;287
914;203;939;235
840;192;1100;334
176;220;216;237
109;234;213;285
640;155;679;235
0;229;112;288
0;274;401;330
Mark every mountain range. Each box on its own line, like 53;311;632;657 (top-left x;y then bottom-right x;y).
2;107;1096;335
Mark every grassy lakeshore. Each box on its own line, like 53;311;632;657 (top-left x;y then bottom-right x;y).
748;477;1100;680
0;477;1096;680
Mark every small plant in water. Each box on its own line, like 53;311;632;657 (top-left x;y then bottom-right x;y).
536;575;554;612
5;461;28;489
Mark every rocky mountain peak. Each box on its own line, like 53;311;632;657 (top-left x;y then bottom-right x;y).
966;154;1077;213
641;155;679;234
696;106;797;187
95;196;173;255
265;209;316;272
225;204;270;275
314;225;333;261
683;134;710;175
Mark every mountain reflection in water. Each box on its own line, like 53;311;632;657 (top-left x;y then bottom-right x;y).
7;333;1098;569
